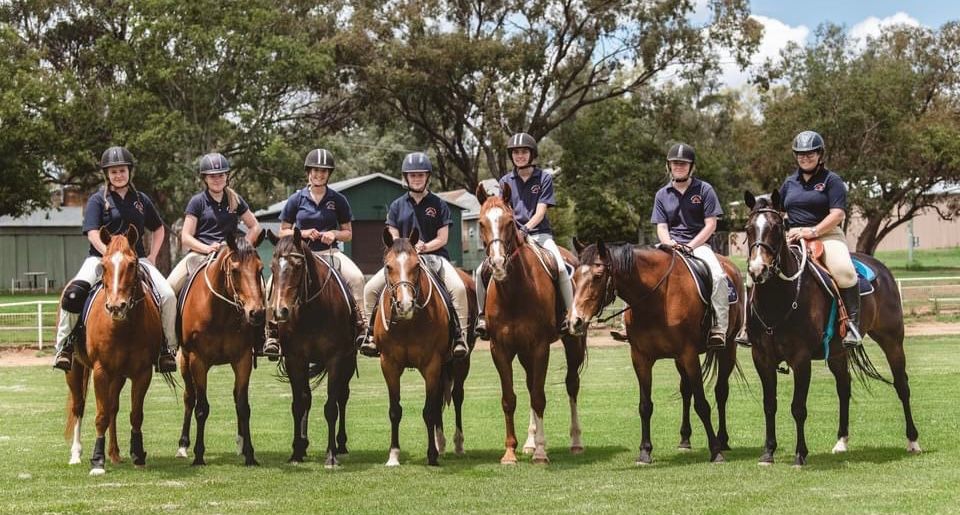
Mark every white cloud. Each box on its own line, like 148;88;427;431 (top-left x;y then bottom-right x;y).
849;12;921;49
715;15;810;90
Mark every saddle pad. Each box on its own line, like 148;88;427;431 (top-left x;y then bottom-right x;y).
852;257;876;282
678;253;738;305
809;261;875;297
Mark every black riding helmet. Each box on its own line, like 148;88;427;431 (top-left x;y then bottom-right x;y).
304;148;335;170
666;143;696;164
792;130;825;153
198;152;230;174
506;132;538;158
100;146;135;171
401;152;433;174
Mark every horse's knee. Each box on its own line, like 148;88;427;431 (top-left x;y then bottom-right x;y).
790;403;807;421
389;404;402;423
501;392;517;414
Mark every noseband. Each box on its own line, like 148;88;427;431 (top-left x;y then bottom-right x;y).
382;256;434;326
274;250;331;314
204;250;260;312
747;208;805;282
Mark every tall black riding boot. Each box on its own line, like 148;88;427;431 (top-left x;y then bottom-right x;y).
358;307;379;357
840;286;862;349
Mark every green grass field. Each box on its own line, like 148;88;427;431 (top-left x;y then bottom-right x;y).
2;337;957;513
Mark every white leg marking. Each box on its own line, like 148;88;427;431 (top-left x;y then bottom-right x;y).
907;440;922;453
385;448;401;467
532;412;548;463
89;467;106;476
454;428;464;456
175;447;189;459
832;436;849;454
569;398;584;453
435;426;446;455
69;418;83;465
522;408;536;454
236;434;244;456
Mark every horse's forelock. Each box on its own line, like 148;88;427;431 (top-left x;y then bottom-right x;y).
752;194;774;211
230;234;259;262
480;195;512;216
105;232;135;256
385;237;415;259
580;242;635;276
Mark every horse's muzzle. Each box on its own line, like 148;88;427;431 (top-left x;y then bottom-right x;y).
275;305;290;323
105;301;130;321
247;308;266;326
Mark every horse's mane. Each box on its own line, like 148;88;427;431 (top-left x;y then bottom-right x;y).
385;236;416;257
751;194;775;212
481;195;512;213
228;234;258;262
580;241;637;276
105;233;135;255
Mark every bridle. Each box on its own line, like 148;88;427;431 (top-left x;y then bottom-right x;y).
203;249;261;312
381;255;434;327
272;249;333;313
482;219;525;269
746;208;808;334
585;247;678;325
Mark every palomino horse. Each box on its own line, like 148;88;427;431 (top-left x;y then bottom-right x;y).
568;240;744;464
64;226;172;475
176;231;266;466
267;227;357;467
744;191;919;466
475;183;587;465
376;228;476;466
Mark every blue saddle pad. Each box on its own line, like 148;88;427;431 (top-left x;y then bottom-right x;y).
811;260;875;296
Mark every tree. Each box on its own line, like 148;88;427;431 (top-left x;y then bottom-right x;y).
751;23;960;254
345;0;761;192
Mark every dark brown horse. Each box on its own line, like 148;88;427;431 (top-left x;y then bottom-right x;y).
267;227;357;467
376;228;476;466
568;239;744;464
176;231;266;466
64;226;170;475
744;191;919;466
475;184;587;465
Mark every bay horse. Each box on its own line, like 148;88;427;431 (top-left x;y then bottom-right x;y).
376;227;476;466
176;230;266;466
475;183;587;465
744;191;919;466
267;227;356;467
64;225;172;475
568;239;744;464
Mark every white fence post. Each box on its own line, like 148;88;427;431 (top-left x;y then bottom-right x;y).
37;302;43;350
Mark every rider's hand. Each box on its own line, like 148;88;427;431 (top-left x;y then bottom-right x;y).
319;231;336;245
415;241;427;253
302;228;321;241
206;242;222;254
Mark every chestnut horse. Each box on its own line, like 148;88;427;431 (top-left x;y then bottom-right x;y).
176;231;266;466
267;227;357;467
744;191;919;466
64;226;172;475
475;184;587;465
568;240;744;464
376;228;477;466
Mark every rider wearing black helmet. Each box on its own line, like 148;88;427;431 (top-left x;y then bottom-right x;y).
651;142;729;348
53;146;179;373
261;148;367;358
167;152;262;296
358;152;470;359
776;130;862;348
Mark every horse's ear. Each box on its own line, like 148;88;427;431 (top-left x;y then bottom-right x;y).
475;183;488;205
225;230;239;252
597;240;608;260
293;226;302;247
409;227;420;248
265;229;279;245
253;227;266;248
125;225;140;247
382;227;394;248
770;189;782;211
500;182;513;208
99;226;112;246
573;236;586;254
744;190;756;210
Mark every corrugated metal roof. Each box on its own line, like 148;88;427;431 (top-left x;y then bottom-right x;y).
0;206;84;227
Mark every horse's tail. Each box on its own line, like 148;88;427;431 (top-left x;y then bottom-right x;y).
700;349;721;386
159;369;180;393
64;366;91;441
442;366;454;408
848;344;892;388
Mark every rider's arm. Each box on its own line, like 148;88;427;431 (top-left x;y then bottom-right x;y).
801;208;844;241
420;226;449;253
524;203;549;232
386;225;401;240
148;225;165;264
656;223;676;247
87;229;108;255
181;215;215;254
278;221;295;239
331;221;353;243
239;208;262;246
688;217;717;249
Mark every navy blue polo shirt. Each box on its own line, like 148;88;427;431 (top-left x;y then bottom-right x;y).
779;168;846;228
386;192;452;260
498;167;556;235
280;187;353;252
82;187;164;258
651;178;722;244
184;190;250;246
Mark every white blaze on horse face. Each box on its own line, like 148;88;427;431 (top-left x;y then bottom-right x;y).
485;207;505;267
110;252;123;293
275;258;288;312
396;251;413;311
748;214;768;277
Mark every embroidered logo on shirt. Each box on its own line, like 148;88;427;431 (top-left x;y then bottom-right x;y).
531;185;541;194
814;183;826;192
690;194;702;205
325;200;337;210
425;207;438;217
133;200;145;214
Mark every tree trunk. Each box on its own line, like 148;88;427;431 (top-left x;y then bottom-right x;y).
855;215;883;255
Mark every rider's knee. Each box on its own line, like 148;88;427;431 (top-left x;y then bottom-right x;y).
61;280;92;314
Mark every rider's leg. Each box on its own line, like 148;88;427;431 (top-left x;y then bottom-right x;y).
53;257;102;371
692;245;729;349
331;250;367;329
261;275;280;358
439;259;470;358
166;251;205;296
473;263;491;340
533;234;573;331
142;259;178;373
359;268;386;356
821;228;861;347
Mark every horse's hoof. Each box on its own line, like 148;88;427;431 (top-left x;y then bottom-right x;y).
288;457;303;465
570;446;584;455
720;442;732;452
175;447;188;459
522;446;535;455
89;467;105;476
500;448;517;465
324;461;339;470
677;441;692;452
907;441;922;454
109;455;122;465
832;437;849;454
711;453;726;464
134;464;146;469
427;459;440;467
336;446;349;455
69;456;81;465
245;458;260;467
191;458;206;467
532;456;549;465
635;450;652;465
385;448;401;467
792;455;806;467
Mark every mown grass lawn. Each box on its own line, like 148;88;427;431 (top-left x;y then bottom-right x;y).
1;336;957;513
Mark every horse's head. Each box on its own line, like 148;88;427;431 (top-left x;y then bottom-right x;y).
218;230;266;326
268;227;314;324
744;190;788;284
382;227;422;321
568;238;617;336
99;225;142;321
476;182;522;281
